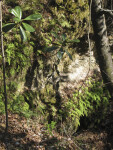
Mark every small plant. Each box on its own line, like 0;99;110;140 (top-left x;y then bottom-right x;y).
46;121;56;136
44;32;80;60
3;6;42;41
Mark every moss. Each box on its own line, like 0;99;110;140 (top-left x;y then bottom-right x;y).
38;59;44;69
56;0;63;5
40;84;56;103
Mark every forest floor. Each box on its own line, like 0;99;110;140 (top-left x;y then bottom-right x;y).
0;110;113;150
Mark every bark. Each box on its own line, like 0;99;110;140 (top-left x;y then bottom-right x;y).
90;0;113;97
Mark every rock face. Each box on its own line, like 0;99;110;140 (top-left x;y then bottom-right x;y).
58;52;100;98
23;47;100;102
13;39;100;123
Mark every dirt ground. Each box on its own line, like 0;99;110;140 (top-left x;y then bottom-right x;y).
0;111;113;150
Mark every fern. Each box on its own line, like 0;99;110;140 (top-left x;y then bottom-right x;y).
65;79;110;130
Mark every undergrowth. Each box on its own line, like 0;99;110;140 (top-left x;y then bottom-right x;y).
63;78;110;131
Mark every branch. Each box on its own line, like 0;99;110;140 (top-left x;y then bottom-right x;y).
99;8;113;18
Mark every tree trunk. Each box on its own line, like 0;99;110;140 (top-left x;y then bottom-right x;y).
90;0;113;97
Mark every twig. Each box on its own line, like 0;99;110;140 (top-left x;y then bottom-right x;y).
0;0;8;133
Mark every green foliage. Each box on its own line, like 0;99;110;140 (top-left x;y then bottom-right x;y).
65;79;110;130
0;82;30;117
45;32;80;60
22;22;35;32
0;100;5;114
2;23;16;32
1;2;111;137
1;0;90;125
46;121;56;136
11;95;29;112
24;14;42;21
5;41;34;77
3;6;42;41
20;26;27;41
10;6;22;19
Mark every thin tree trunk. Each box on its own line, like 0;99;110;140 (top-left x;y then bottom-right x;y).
0;0;8;133
90;0;113;97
